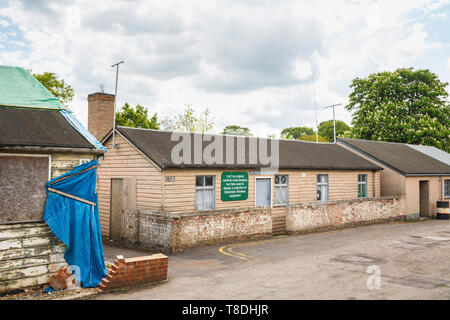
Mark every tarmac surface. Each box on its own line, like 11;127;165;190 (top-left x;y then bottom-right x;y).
96;219;450;299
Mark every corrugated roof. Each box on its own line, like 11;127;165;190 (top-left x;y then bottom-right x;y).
338;138;450;175
110;126;382;171
0;65;64;110
407;144;450;166
0;107;96;149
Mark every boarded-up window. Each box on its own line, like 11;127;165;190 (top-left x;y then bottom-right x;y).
0;156;49;223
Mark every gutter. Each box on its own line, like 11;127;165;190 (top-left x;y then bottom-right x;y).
0;146;105;154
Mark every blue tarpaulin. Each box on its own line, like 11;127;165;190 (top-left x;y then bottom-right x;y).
43;159;107;288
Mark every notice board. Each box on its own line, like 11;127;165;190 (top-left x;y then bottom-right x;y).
221;172;248;201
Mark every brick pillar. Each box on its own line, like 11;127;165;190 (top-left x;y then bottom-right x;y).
87;92;115;141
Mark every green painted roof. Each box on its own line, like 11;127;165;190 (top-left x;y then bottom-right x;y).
0;65;64;110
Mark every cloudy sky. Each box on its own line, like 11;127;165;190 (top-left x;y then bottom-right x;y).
1;0;449;137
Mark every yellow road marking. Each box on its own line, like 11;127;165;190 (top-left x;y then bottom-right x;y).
219;237;287;261
219;222;397;261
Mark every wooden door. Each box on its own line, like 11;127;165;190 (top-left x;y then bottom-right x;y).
110;178;123;241
255;178;271;207
419;181;430;217
110;177;137;241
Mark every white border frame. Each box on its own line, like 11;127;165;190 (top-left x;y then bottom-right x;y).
254;176;272;207
274;174;289;207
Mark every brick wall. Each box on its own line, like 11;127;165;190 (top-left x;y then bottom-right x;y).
87;92;115;142
98;254;168;291
286;196;406;233
0;222;67;292
138;211;173;251
137;207;272;252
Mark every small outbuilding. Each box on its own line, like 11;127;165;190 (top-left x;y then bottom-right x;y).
338;138;450;219
0;65;105;292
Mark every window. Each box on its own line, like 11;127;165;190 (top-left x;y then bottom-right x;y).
317;174;329;202
358;174;368;198
274;175;289;206
445;179;450;198
195;175;215;210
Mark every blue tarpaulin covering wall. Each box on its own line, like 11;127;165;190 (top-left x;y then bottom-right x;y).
43;159;107;288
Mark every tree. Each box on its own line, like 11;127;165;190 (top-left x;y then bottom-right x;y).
318;120;351;142
222;125;253;136
160;104;215;133
280;126;315;139
32;71;74;106
297;134;328;142
115;103;159;129
346;68;450;152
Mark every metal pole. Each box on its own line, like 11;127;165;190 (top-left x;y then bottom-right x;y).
312;79;319;143
111;60;124;149
332;105;336;143
323;103;342;143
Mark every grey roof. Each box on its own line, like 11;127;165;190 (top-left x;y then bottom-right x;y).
109;126;382;171
407;144;450;166
338;138;450;175
0;107;97;149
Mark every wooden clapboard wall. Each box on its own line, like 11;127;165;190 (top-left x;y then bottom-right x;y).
98;133;162;238
97;131;380;236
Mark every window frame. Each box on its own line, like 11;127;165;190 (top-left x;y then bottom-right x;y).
274;174;289;206
358;174;368;198
445;179;450;199
317;174;329;202
195;175;216;210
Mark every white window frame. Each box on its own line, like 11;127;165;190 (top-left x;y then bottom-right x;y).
274;174;289;206
254;176;272;207
317;174;329;202
358;174;368;198
195;175;216;210
445;179;450;199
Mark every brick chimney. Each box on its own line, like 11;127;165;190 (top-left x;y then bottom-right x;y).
87;92;115;142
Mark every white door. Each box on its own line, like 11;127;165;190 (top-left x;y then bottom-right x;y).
255;178;271;207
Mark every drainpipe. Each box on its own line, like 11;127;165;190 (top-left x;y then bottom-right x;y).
441;176;444;201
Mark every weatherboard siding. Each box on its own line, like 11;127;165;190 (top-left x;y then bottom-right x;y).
162;168;378;212
98;134;162;237
50;152;95;179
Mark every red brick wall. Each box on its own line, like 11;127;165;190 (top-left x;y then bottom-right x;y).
98;254;168;291
87;92;115;142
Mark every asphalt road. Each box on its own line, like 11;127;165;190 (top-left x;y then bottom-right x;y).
96;219;450;300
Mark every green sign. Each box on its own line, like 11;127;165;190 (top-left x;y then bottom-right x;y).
221;172;249;201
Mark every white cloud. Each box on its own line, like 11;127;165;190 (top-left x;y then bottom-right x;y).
0;0;448;137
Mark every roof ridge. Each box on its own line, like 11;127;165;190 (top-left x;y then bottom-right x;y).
117;126;336;145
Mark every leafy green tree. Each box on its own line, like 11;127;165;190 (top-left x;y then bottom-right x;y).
346;68;450;152
297;134;328;142
115;103;159;129
160;104;215;133
280;126;315;139
222;125;253;136
32;71;74;106
318;120;351;142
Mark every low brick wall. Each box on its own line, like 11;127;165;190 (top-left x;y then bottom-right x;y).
98;254;168;291
138;207;272;252
286;196;406;233
0;221;67;293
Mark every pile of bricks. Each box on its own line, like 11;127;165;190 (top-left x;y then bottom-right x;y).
98;254;168;292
